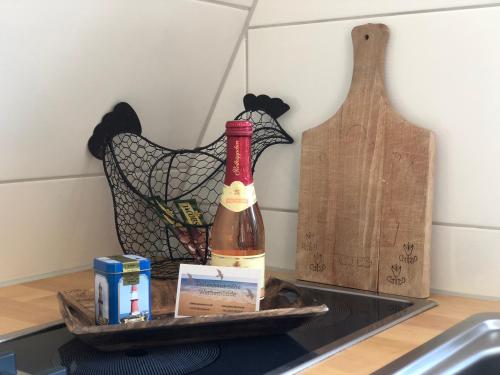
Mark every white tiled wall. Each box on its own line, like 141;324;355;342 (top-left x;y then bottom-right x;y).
0;0;247;182
431;225;500;299
0;177;119;282
215;0;254;8
5;0;500;299
201;41;247;145
251;0;500;26
204;1;500;298
0;0;250;285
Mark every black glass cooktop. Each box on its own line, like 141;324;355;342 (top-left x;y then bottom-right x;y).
0;283;435;375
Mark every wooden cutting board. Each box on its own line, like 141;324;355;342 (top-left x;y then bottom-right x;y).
296;23;435;298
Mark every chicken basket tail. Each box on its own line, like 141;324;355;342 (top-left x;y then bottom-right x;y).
88;94;293;278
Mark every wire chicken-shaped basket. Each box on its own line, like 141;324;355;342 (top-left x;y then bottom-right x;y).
88;94;293;278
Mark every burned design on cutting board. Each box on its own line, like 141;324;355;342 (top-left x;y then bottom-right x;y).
386;264;406;285
384;242;418;288
309;252;326;273
356;256;372;268
301;231;318;252
384;242;418;287
334;254;374;268
399;242;418;264
336;253;353;267
340;122;368;142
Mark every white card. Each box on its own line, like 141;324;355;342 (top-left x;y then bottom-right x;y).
175;264;261;318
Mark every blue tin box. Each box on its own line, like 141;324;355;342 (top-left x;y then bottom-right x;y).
93;255;151;325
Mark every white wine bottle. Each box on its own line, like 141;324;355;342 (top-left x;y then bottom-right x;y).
210;120;265;299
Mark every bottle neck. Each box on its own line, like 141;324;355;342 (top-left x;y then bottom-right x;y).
225;135;252;186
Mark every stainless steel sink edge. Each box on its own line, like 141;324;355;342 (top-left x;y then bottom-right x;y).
374;312;500;375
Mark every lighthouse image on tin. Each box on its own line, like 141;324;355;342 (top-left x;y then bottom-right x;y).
119;274;150;323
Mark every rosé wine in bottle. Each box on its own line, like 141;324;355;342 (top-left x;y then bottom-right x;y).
210;120;265;299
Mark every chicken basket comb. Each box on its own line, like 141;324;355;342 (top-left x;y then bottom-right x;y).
88;94;293;278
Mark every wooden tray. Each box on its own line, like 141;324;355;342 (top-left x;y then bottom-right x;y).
57;277;328;351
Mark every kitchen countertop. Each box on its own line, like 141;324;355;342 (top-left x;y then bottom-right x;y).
1;270;500;374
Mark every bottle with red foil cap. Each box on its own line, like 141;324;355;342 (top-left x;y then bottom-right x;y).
210;120;266;299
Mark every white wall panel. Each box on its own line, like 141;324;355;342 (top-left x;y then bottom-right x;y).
249;7;500;228
251;0;498;26
431;225;500;299
0;0;247;182
201;41;247;145
219;0;253;8
262;209;297;270
0;177;121;284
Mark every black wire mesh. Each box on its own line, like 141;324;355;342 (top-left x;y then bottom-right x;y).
91;94;293;278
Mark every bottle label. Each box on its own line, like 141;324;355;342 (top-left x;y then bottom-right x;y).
220;181;257;212
225;136;253;186
211;253;265;297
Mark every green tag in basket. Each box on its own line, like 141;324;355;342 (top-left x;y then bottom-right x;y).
175;199;207;226
154;197;183;228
